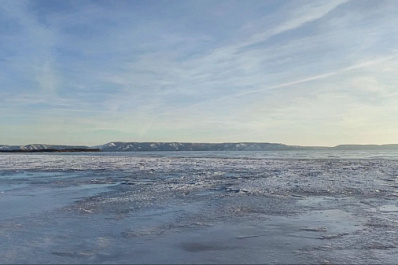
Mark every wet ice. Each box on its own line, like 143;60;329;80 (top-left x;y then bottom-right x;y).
1;152;398;263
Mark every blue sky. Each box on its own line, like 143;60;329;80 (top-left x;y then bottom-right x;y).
1;0;397;146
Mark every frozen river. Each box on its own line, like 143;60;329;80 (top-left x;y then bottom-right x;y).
1;151;398;263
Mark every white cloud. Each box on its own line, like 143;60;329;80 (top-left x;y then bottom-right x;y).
237;0;350;49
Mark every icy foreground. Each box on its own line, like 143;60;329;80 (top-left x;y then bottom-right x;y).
1;153;398;264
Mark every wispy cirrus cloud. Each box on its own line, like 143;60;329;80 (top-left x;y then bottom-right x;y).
1;0;397;145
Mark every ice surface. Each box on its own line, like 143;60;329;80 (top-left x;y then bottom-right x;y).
1;152;398;263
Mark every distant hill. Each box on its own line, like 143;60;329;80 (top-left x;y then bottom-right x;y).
0;144;99;152
1;142;398;153
333;144;398;150
90;142;398;152
98;142;315;152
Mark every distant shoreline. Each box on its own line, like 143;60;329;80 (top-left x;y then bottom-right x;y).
0;149;101;153
1;142;398;152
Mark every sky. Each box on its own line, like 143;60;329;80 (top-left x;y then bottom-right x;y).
1;0;398;146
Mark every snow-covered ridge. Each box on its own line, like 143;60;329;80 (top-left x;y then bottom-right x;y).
2;142;398;152
0;144;92;152
98;142;305;152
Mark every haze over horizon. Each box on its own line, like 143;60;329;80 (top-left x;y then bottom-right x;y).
1;0;397;146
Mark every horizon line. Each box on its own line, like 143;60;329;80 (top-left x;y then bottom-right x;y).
2;141;398;149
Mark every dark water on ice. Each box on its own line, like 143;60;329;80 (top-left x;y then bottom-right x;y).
1;150;398;263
